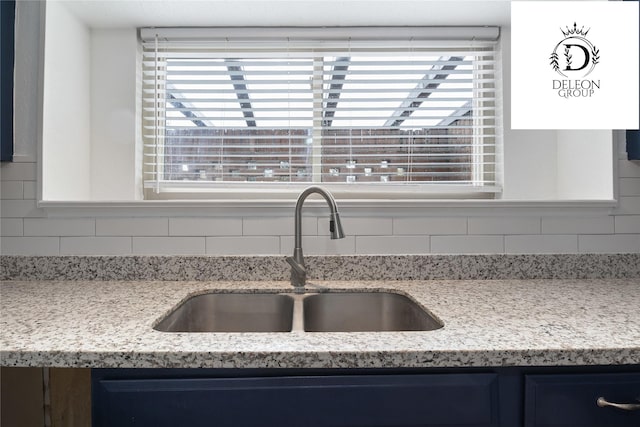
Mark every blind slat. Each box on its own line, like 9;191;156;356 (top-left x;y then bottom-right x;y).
148;97;496;104
143;87;496;95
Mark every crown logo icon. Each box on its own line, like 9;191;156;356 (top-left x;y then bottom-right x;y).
550;21;599;78
561;22;590;37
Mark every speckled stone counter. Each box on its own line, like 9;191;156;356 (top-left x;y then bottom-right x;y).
2;253;640;281
1;278;639;368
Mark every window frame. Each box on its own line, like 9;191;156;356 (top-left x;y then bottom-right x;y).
140;26;502;200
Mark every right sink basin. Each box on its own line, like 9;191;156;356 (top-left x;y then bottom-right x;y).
303;292;443;332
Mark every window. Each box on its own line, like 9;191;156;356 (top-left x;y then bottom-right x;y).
141;27;499;198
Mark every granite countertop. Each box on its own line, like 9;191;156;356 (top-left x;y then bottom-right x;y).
1;278;639;369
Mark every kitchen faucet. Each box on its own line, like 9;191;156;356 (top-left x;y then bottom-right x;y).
287;186;345;289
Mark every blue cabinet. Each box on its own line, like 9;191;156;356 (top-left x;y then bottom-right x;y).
525;373;640;427
628;130;640;161
93;372;500;427
92;367;639;427
0;0;15;162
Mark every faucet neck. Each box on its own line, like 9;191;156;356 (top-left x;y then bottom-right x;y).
294;186;339;250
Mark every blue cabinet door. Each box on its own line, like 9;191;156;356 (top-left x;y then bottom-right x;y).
93;373;499;427
0;0;15;162
525;373;640;427
628;130;640;160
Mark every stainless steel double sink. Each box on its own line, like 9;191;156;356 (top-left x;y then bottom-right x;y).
154;291;443;333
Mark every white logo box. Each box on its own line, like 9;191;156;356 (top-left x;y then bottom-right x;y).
511;1;639;130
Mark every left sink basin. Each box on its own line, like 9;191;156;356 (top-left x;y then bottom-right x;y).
154;293;294;332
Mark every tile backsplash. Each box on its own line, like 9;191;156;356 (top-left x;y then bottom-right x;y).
1;159;639;256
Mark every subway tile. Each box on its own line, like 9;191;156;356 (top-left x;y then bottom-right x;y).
616;197;640;215
1;181;24;199
1;237;59;255
243;217;316;236
618;159;640;178
355;235;428;255
22;181;37;200
206;236;280;255
170;217;242;236
0;200;44;218
133;237;205;255
280;235;355;255
24;218;95;236
0;162;37;181
579;234;640;253
468;216;540;235
97;218;168;236
505;235;578;254
542;216;614;234
431;235;504;254
324;217;392;236
1;219;23;236
61;237;132;255
619;178;640;196
615;215;640;234
393;217;467;235
316;218;337;237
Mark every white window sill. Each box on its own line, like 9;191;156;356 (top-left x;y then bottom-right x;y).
37;198;618;218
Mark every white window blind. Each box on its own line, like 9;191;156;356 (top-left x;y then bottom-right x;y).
141;27;500;196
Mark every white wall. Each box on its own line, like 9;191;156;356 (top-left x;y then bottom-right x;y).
2;1;637;257
499;27;613;201
557;130;614;199
499;28;558;200
90;29;140;200
41;0;91;200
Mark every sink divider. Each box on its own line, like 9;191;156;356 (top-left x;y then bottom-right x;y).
290;294;306;332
